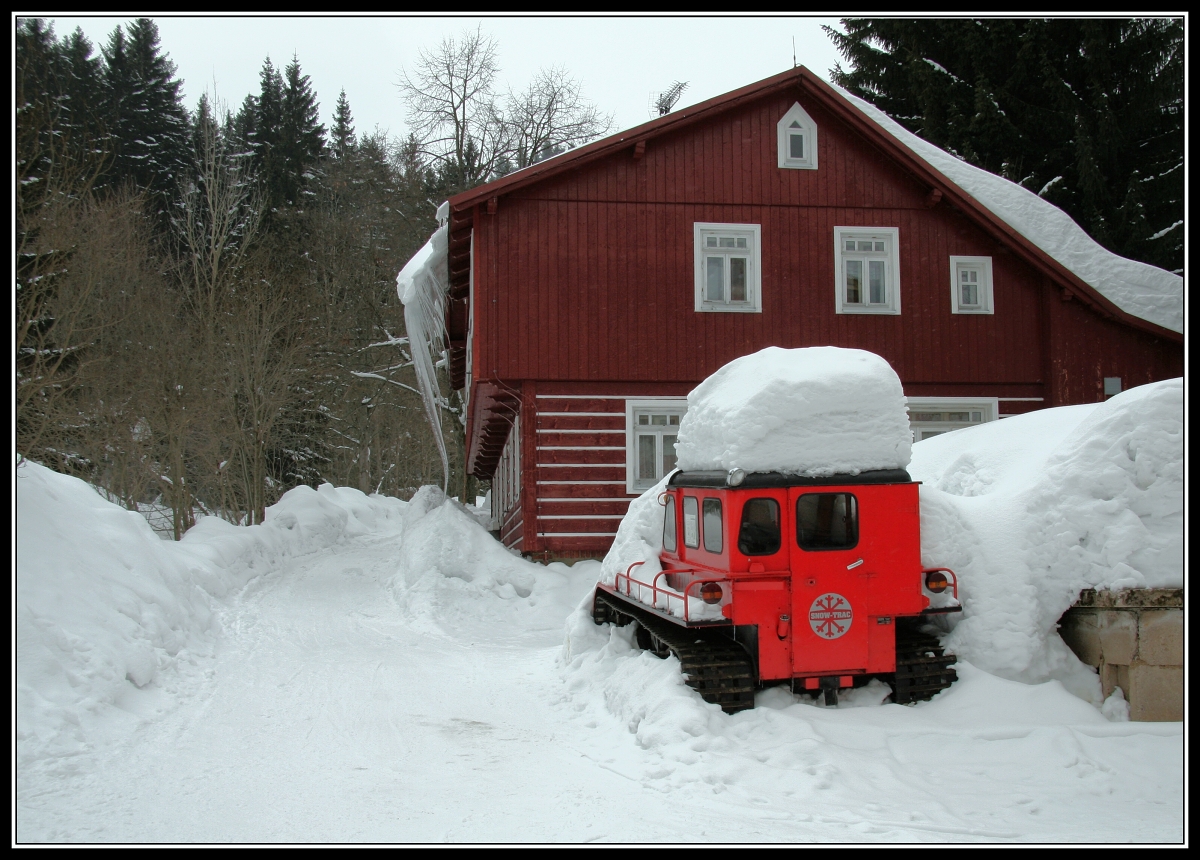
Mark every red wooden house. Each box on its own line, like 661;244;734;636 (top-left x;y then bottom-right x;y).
434;67;1183;561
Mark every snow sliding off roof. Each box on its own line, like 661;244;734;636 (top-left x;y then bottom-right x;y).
674;346;911;477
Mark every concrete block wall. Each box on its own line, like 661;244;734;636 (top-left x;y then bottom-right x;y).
1057;588;1183;722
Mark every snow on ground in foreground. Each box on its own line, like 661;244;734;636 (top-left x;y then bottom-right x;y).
675;346;911;476
14;377;1184;842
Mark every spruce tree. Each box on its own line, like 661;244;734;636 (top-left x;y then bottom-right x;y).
280;56;326;206
826;17;1183;274
100;18;192;216
330;89;356;160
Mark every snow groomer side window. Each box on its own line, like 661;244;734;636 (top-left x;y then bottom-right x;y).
682;496;700;548
834;226;900;315
738;498;781;555
702;498;723;553
796;493;859;551
663;494;677;552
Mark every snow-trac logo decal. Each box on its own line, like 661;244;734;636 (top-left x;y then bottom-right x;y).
809;593;853;640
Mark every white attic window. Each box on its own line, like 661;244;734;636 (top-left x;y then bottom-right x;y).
777;102;818;170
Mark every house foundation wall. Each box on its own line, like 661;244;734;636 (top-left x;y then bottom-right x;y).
1058;588;1183;721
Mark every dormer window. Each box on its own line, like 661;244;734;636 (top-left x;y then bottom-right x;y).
777;102;818;170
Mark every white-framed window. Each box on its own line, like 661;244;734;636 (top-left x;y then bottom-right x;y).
906;397;998;442
949;256;994;314
777;102;819;171
626;398;688;493
835;226;901;314
694;223;762;313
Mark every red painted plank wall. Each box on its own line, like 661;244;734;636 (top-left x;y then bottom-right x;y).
468;87;1176;412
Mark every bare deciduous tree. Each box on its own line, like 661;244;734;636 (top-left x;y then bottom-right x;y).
398;26;509;189
507;66;612;169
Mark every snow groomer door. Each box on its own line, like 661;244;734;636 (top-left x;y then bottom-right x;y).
788;488;869;675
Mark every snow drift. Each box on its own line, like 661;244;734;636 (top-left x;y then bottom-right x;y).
674;346;911;476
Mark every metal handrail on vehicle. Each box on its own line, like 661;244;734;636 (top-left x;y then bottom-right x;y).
614;561;729;623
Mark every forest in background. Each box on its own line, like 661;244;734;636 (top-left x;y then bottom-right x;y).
16;20;609;536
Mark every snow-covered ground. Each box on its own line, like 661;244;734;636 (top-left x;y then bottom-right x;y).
14;379;1184;844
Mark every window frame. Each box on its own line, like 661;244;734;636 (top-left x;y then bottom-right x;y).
693;222;763;314
949;255;995;314
776;102;819;171
906;396;998;442
834;226;901;315
625;398;688;494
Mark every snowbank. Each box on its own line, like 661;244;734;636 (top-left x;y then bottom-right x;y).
909;378;1183;699
835;85;1183;333
15;460;405;764
674;346;911;476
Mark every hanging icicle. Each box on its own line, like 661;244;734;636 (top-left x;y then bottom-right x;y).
397;203;451;491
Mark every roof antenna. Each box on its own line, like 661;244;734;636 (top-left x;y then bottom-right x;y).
652;81;689;117
793;37;797;68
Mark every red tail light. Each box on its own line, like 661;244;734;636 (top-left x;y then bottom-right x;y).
700;582;724;604
925;570;949;593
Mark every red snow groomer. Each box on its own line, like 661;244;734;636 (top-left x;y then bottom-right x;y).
592;468;960;712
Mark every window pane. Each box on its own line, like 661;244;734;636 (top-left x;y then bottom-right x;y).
858;240;874;252
702;498;723;553
706;256;724;302
845;260;862;303
638;414;649;425
662;434;677;474
719;237;736;248
638;434;656;482
869;260;886;304
683;496;699;547
797;493;858;550
668;414;679;426
738;498;781;555
651;414;667;426
789;120;802;128
707;236;717;247
730;257;747;301
790;132;804;159
735;237;747;248
845;239;856;251
961;278;978;306
663;495;677;552
874;241;885;252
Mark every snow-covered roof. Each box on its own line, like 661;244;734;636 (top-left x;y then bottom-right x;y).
448;68;1182;336
833;84;1183;334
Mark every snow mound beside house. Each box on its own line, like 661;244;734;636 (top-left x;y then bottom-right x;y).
908;378;1182;700
836;85;1183;333
673;346;911;476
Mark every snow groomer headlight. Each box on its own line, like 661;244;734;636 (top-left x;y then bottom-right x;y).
924;570;949;593
727;467;746;487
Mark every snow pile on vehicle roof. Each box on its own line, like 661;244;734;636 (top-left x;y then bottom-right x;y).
909;378;1182;700
673;346;911;476
15;460;405;764
835;85;1182;333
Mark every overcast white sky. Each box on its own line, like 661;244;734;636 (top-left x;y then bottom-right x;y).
34;14;849;140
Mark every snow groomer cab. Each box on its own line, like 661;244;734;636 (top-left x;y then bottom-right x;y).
592;467;960;713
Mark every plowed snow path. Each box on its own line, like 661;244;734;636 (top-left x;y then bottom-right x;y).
17;531;1182;843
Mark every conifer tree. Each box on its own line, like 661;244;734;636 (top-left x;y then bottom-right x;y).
280;56;326;205
100;18;192;214
330;89;356;159
825;18;1183;274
